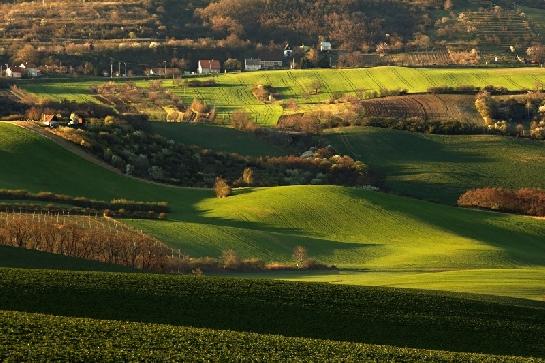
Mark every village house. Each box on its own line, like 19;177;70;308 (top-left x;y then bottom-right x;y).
259;59;283;70
5;64;41;78
197;60;221;75
284;44;293;58
320;41;332;52
5;66;23;78
41;114;60;128
145;67;182;77
244;58;262;71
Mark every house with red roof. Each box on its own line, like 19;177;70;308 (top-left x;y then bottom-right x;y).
197;59;221;75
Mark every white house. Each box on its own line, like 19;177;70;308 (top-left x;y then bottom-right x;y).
244;59;262;71
5;66;23;78
260;59;283;70
25;67;41;77
284;44;293;57
197;60;221;74
320;41;332;52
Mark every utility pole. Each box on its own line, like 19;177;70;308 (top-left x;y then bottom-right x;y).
110;58;113;79
118;62;121;78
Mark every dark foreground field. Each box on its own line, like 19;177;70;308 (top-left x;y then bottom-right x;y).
0;269;544;359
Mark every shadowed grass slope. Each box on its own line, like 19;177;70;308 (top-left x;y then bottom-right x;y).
326;126;545;204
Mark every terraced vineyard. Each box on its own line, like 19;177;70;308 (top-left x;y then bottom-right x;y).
19;66;545;124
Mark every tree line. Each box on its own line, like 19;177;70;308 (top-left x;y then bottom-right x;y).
458;187;545;217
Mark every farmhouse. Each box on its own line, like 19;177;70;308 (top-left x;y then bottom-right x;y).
6;64;41;78
198;60;221;74
284;44;293;58
41;114;60;127
320;41;332;52
5;66;23;78
145;67;181;77
245;58;262;71
259;59;284;70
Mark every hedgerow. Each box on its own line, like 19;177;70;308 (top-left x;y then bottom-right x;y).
0;189;169;214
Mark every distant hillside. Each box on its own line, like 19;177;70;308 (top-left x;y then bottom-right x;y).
2;0;545;71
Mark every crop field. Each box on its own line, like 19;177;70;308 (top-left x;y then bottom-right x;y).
1;123;545;300
1;268;544;358
326;126;545;204
19;66;545;124
7;310;534;363
359;94;481;124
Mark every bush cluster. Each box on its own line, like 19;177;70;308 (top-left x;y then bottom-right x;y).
458;187;545;216
186;79;217;87
0;203;166;220
428;85;511;95
53;124;371;188
0;189;169;214
364;116;485;135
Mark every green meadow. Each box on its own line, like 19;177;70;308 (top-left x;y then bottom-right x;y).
20;66;545;124
1;123;544;300
326;126;545;204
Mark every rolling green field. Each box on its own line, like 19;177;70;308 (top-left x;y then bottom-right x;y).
20;66;545;124
8;310;535;363
1;122;545;300
150;122;288;156
327;126;545;204
1;269;544;358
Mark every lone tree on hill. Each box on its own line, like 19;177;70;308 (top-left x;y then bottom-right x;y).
292;245;308;269
242;167;254;186
214;177;232;198
224;58;242;72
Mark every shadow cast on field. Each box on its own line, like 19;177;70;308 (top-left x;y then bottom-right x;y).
344;188;545;267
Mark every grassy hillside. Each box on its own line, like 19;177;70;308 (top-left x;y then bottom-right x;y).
256;268;545;302
1;269;544;358
0;246;128;272
7;311;533;363
149;123;289;156
21;67;545;124
1;122;545;300
326;126;545;204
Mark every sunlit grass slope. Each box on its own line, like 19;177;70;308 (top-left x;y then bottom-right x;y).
1;123;545;299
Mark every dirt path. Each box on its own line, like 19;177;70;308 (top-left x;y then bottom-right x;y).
10;121;209;191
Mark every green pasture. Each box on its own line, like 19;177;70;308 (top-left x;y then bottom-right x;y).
326;126;545;204
20;66;545;124
1;123;544;300
149;122;289;156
